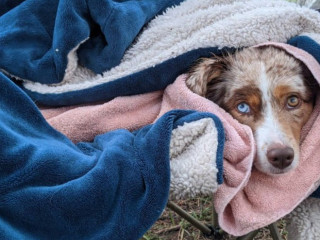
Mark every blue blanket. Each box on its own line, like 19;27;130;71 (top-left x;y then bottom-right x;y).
1;0;320;238
0;1;227;239
0;0;183;84
0;72;224;239
1;1;320;107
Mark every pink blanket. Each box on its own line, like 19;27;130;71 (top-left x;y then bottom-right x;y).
40;43;320;236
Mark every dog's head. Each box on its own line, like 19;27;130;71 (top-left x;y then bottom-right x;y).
186;46;318;175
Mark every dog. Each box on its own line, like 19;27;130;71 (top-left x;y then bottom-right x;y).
186;46;318;175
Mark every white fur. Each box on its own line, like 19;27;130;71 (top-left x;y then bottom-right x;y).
254;64;298;174
169;118;219;199
22;0;320;94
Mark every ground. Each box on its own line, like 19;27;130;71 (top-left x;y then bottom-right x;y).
142;196;287;240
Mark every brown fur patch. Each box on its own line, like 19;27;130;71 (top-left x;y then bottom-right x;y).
222;85;263;124
273;85;294;101
186;57;227;97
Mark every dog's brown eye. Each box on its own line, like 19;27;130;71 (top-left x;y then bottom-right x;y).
287;96;300;109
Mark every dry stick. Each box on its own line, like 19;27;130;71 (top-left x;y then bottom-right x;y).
167;201;212;235
178;228;185;240
155;225;181;234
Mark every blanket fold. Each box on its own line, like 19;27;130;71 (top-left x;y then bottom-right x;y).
17;0;320;106
40;73;254;235
0;72;224;239
0;0;183;84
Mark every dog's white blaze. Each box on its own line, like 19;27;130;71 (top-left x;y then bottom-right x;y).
258;64;284;142
254;63;295;173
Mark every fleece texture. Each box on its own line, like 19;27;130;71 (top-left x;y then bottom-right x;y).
40;71;253;234
40;83;226;193
41;94;225;199
286;197;320;240
169;118;223;199
0;71;225;239
0;0;183;84
5;0;320;106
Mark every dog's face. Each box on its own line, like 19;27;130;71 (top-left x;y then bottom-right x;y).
186;46;317;175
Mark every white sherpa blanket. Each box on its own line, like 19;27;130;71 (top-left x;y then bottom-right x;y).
170;118;221;199
23;0;320;96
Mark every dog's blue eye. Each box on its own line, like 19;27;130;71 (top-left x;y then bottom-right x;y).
237;103;250;113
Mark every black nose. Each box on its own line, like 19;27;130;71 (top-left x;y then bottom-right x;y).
267;147;294;169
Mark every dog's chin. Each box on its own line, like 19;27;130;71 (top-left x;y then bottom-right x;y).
253;156;299;176
254;165;294;176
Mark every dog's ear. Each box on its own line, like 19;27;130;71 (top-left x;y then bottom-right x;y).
186;57;227;97
301;64;319;101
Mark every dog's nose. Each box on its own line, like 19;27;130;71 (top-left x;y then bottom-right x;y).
267;147;294;169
